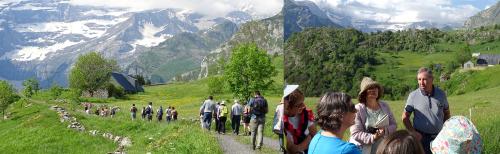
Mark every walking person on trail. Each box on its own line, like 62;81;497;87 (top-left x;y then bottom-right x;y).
157;106;163;122
146;102;154;122
231;99;243;135
200;96;216;130
110;106;118;118
84;103;92;114
248;91;269;150
214;102;221;132
166;106;172;123
218;101;229;134
273;98;285;152
130;104;138;120
282;85;317;154
172;107;178;121
242;104;251;136
141;106;146;120
402;67;451;154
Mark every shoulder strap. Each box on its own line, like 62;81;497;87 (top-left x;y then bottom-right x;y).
298;109;309;143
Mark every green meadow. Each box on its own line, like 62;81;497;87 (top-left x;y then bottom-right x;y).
0;56;283;153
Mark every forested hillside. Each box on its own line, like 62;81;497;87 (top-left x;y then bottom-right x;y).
285;25;500;99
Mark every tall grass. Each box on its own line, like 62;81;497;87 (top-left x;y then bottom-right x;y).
0;102;116;153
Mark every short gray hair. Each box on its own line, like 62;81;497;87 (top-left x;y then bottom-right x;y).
417;67;433;78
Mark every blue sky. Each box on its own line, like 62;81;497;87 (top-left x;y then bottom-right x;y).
452;0;498;10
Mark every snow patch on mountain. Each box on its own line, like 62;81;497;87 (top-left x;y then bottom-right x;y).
10;2;56;11
81;9;128;16
133;22;172;47
9;40;83;61
0;0;22;7
15;18;128;38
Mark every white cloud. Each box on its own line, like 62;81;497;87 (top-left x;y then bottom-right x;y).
303;0;482;24
68;0;282;19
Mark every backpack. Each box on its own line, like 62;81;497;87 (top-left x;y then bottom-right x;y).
220;106;228;117
272;104;283;135
131;106;137;112
145;106;152;114
251;96;268;116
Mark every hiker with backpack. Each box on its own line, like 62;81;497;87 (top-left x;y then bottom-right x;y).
166;106;172;123
231;99;243;135
172;107;178;121
272;93;285;152
283;85;317;154
110;106;119;118
200;96;216;130
248;91;269;150
157;106;163;122
141;106;146;120
130;104;138;120
146;102;154;121
218;101;229;134
214;102;221;132
242;104;251;136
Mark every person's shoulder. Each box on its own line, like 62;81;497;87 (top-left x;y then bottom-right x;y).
409;89;420;96
434;86;446;96
355;103;364;109
342;142;361;154
379;101;389;107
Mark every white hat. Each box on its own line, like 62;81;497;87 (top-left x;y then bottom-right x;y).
283;85;299;98
221;101;226;105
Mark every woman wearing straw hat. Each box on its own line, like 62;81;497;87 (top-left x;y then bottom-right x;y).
283;85;317;154
349;77;397;154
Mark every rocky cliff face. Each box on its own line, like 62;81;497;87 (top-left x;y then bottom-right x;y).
194;11;284;80
464;1;500;28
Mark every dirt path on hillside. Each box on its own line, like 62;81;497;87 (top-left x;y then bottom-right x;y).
215;133;281;154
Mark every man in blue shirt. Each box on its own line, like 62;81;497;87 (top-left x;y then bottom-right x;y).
402;67;451;154
248;91;268;150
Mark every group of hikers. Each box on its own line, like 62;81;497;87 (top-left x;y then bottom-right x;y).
200;91;269;150
280;67;482;154
83;102;179;122
129;102;179;122
83;103;120;118
196;67;483;153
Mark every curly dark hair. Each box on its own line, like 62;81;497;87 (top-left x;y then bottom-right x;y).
285;89;305;109
315;92;355;132
376;130;424;154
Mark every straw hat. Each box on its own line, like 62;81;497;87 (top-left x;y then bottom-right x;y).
283;85;299;98
358;77;383;99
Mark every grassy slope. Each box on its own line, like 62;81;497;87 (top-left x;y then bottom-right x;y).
373;38;500;81
0;56;283;153
374;51;456;81
0;102;116;153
